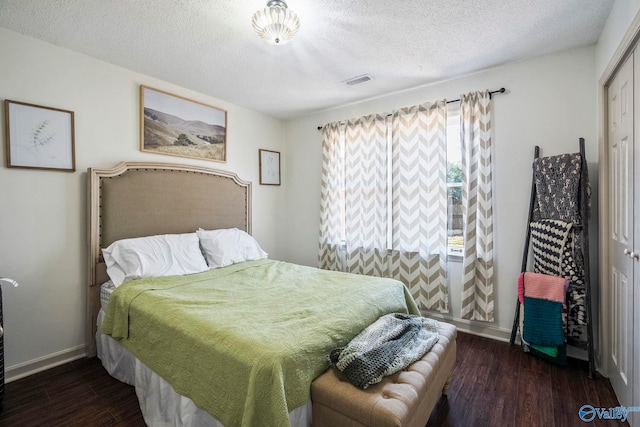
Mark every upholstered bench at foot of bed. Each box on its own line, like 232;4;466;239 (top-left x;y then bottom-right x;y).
311;321;457;427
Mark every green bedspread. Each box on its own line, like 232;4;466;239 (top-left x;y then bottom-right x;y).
102;259;419;427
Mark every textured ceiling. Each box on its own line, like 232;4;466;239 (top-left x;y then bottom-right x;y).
0;0;614;119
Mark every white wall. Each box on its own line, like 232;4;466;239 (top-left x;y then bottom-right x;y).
0;27;286;379
595;0;640;80
283;46;598;340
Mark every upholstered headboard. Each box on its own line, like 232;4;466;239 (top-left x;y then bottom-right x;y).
86;161;251;356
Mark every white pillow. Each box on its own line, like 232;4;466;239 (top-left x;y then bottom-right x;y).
102;233;209;286
197;228;268;268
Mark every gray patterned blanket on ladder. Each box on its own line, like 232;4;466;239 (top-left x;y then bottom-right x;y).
531;153;590;341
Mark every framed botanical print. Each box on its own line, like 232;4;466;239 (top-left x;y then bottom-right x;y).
259;149;280;185
5;100;75;171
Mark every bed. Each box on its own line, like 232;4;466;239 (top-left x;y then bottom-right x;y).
86;161;425;427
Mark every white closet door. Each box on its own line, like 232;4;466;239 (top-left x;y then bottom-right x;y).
633;47;640;427
607;51;635;419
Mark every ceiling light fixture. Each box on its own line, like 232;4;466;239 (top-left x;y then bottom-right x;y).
251;0;300;46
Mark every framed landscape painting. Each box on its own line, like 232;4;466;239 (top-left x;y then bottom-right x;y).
140;86;227;162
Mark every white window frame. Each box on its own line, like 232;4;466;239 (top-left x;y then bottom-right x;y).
446;103;463;261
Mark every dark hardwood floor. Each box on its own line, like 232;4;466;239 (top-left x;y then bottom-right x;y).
0;332;625;427
427;332;626;427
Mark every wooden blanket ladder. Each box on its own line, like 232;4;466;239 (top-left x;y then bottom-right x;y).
509;138;596;378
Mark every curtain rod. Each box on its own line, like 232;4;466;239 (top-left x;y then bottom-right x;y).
316;87;506;130
446;87;506;104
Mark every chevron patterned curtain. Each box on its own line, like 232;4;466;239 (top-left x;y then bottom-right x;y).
460;91;494;321
343;114;389;277
319;104;449;313
391;101;448;312
319;122;344;271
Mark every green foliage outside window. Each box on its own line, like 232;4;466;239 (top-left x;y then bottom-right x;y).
447;161;462;201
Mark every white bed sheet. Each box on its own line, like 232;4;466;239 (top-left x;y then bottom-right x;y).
96;303;312;426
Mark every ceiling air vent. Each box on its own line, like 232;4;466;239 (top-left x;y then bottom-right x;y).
345;74;372;86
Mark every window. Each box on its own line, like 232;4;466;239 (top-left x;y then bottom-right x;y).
447;104;463;259
321;93;494;316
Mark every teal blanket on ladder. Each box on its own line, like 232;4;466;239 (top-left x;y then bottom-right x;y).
523;296;564;346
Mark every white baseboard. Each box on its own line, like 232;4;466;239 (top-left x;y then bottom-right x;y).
1;318;593;384
566;346;588;361
5;345;87;383
425;312;591;363
423;312;512;342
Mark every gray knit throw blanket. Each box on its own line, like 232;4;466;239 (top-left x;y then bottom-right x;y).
329;313;439;389
532;153;591;223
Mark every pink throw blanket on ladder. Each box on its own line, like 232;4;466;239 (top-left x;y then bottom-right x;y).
518;272;569;304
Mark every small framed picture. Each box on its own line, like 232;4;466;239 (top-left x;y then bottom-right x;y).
4;100;75;172
259;149;280;185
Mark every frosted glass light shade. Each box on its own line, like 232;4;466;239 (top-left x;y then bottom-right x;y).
252;0;300;45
